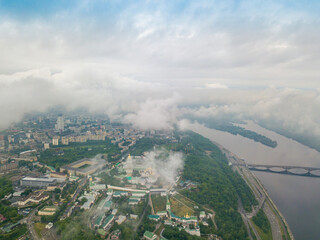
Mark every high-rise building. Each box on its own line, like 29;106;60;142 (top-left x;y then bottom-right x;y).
52;137;59;146
55;116;64;131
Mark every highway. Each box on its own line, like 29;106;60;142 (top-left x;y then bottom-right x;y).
238;198;258;240
263;201;282;240
217;143;293;240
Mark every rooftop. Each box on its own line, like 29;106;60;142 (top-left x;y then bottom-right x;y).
95;213;104;226
22;177;55;182
101;214;114;228
103;200;112;208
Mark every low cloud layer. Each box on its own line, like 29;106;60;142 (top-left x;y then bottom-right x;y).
0;0;319;144
143;149;184;184
1;67;320;145
0;67;176;129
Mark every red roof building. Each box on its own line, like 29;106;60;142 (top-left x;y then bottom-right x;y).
0;214;7;222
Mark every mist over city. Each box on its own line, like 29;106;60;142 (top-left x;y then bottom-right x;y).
0;1;319;240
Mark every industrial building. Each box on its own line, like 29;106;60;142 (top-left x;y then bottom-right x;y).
20;177;56;188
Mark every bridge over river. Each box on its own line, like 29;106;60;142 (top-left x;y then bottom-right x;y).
233;163;320;178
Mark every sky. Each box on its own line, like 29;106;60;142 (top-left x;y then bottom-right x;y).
0;0;319;139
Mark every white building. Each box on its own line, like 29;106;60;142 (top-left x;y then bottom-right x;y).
116;215;126;224
55;116;64;131
52;137;59;146
89;183;106;191
45;222;53;229
130;214;138;220
61;137;69;145
79;192;97;210
132;192;146;197
199;211;206;219
112;209;118;215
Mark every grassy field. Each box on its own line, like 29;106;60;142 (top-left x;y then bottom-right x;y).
174;194;197;210
78;164;91;169
170;196;195;217
251;220;273;240
34;222;46;237
151;194;166;212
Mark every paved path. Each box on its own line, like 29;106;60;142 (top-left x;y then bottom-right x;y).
202;207;218;230
134;194;150;232
149;193;155;214
27;207;40;240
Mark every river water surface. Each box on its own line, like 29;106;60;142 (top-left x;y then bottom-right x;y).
189;121;320;240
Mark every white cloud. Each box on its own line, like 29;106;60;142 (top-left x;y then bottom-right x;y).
0;0;319;143
181;88;320;141
143;149;184;184
123;97;179;130
205;83;228;89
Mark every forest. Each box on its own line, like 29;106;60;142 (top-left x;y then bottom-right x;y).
180;131;257;240
38;139;121;169
252;209;271;234
0;177;13;199
130;137;168;155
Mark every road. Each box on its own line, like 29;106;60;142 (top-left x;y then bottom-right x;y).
202;206;218;230
27;206;40;240
218;144;293;240
263;201;282;240
238;198;260;240
61;177;87;219
238;165;266;218
160;228;165;239
41;227;59;240
245;164;290;240
134;193;150;232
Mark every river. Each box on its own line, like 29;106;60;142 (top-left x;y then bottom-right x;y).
189;121;320;240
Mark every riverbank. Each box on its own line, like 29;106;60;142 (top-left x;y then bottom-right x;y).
189;122;320;239
196;131;294;240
